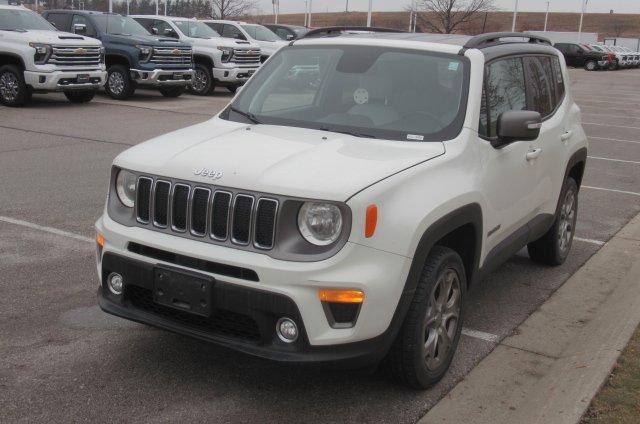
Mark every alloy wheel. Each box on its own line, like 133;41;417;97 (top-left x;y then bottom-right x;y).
192;68;208;93
108;71;125;96
0;71;19;102
424;268;461;371
558;188;576;254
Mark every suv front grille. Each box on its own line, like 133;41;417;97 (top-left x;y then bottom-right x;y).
149;46;193;67
135;176;279;251
232;48;261;65
49;45;102;67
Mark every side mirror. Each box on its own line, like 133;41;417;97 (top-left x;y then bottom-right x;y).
235;33;246;40
151;27;159;35
73;23;87;35
164;28;177;38
286;34;294;41
494;110;542;148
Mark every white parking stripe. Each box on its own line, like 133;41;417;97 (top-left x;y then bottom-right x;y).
583;122;640;130
461;328;500;343
589;136;640;145
588;156;640;165
0;216;93;243
574;237;606;246
583;186;640;197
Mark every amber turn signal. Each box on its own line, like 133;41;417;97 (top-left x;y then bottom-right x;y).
319;289;365;304
96;233;105;248
365;204;378;238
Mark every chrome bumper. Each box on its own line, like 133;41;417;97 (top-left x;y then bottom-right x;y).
130;69;194;86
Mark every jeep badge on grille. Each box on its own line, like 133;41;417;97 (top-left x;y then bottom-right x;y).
194;168;223;180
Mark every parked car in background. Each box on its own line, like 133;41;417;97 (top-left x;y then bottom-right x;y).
42;10;193;100
617;46;640;68
0;5;106;107
202;20;287;62
264;24;310;41
554;42;609;71
591;44;630;69
132;15;261;95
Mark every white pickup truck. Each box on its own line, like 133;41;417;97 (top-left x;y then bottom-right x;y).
132;15;261;95
0;5;106;107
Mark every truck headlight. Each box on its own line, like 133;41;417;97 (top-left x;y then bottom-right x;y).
298;202;343;246
217;46;233;62
115;170;137;208
99;46;106;64
29;42;52;65
137;45;153;62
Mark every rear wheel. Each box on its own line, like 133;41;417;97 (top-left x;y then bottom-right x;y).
384;246;466;389
64;90;96;103
0;64;31;107
189;63;215;96
105;65;136;100
159;86;186;98
584;60;597;71
528;177;578;266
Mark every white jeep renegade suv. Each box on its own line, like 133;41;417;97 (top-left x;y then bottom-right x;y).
95;30;588;389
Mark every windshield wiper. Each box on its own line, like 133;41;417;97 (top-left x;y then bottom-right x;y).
229;106;261;124
110;33;131;36
319;127;377;139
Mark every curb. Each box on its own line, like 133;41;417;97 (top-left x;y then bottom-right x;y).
420;212;640;424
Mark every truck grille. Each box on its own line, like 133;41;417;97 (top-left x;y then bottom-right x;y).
232;48;261;65
48;45;102;67
135;176;278;251
149;46;193;67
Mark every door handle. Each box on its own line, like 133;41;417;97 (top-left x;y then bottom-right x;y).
526;148;542;161
560;130;573;142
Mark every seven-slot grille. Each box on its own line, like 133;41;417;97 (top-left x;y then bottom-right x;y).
49;45;102;67
135;177;278;250
150;46;193;67
232;49;261;65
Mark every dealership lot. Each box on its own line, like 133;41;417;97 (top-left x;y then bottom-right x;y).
1;69;639;423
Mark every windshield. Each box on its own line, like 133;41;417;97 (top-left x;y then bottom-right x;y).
241;24;280;42
0;9;56;31
226;46;468;142
173;20;219;38
589;45;604;52
92;15;150;36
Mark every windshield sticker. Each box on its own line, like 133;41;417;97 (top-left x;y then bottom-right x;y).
448;62;460;71
407;134;425;141
353;88;369;105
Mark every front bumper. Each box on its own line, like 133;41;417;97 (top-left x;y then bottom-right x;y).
130;68;194;86
597;60;609;68
24;69;106;91
95;214;412;363
212;66;258;83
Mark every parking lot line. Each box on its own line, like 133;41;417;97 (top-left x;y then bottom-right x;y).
0;124;132;147
0;216;93;243
583;186;640;197
589;136;640;145
583;122;640;131
574;237;606;246
587;155;640;165
461;328;500;343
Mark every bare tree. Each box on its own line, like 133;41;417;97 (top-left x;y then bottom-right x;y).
211;0;259;19
414;0;494;34
611;19;627;37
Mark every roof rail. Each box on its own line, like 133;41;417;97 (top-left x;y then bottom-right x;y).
302;26;405;39
464;32;552;49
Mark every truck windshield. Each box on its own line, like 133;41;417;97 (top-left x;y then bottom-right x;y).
0;9;56;31
173;20;219;39
227;45;468;142
92;15;150;36
241;24;280;42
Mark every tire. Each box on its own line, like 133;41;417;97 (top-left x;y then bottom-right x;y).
226;84;241;94
528;177;578;266
609;59;619;71
64;90;96;103
384;246;466;389
189;63;215;96
584;60;597;71
0;64;31;107
159;86;186;98
105;64;135;100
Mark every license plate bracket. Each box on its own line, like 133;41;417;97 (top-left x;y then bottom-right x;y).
173;72;184;80
153;267;213;317
76;74;90;84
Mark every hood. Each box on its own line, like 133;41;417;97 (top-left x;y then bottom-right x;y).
114;118;446;201
255;39;287;54
103;33;185;47
6;30;102;46
188;36;260;51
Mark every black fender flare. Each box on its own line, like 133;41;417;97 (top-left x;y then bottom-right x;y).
0;53;26;69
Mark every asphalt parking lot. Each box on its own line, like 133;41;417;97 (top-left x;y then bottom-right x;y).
1;68;640;423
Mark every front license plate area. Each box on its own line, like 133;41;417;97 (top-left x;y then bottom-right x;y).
76;74;90;84
173;72;184;80
153;267;213;317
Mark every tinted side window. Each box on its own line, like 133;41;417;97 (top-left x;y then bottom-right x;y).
134;17;154;33
551;56;565;104
222;24;244;39
45;13;72;31
274;27;290;40
481;57;527;138
524;56;555;118
154;20;177;38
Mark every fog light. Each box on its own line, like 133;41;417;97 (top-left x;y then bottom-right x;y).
276;317;298;343
107;272;124;295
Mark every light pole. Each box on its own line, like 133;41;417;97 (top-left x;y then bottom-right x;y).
155;0;159;16
543;1;550;31
308;0;313;27
511;0;519;32
367;0;373;27
578;0;589;41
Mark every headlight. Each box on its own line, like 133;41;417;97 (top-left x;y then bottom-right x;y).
99;46;106;64
137;45;153;62
29;42;52;65
115;170;137;208
298;202;343;246
217;46;233;62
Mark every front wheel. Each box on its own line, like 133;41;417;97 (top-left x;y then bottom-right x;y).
584;60;597;71
105;65;135;100
609;60;619;70
384;246;466;389
189;63;215;96
64;90;96;103
159;86;186;98
528;177;578;266
0;64;31;107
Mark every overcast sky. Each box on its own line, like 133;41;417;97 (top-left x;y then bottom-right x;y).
258;0;640;15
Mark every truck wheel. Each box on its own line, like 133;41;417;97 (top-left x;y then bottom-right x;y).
190;63;215;95
0;64;31;107
64;90;96;103
584;60;597;71
609;59;619;70
384;246;466;389
227;84;240;94
159;86;185;98
528;177;578;266
105;65;135;100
